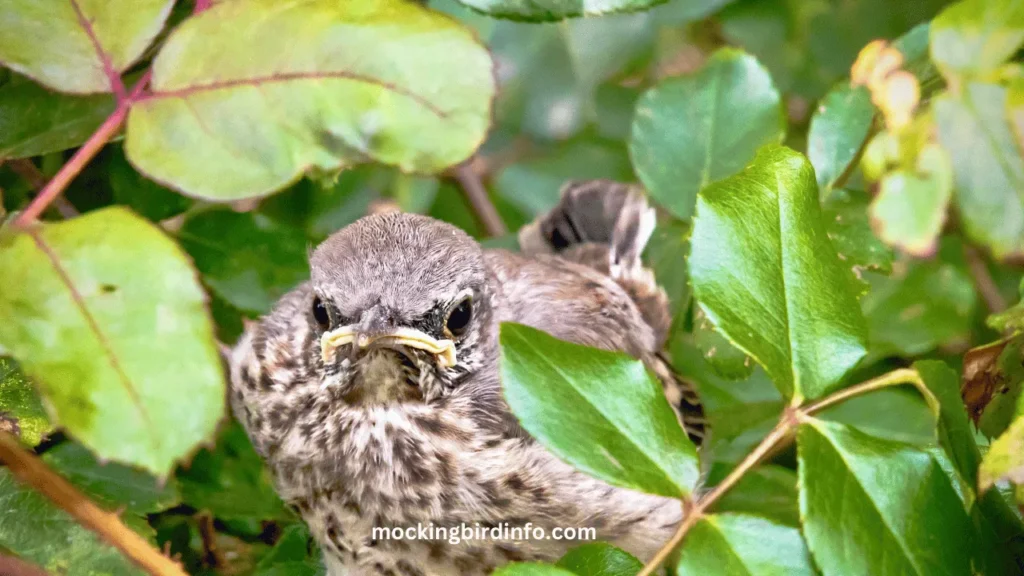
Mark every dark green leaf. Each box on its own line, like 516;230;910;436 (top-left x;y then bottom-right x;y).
253;524;325;576
712;466;799;528
676;513;814;576
556;542;643;576
0;357;51;446
861;238;977;359
630;48;784;220
0;469;145;575
500;323;699;498
43;442;181;514
689;145;868;401
0;77;115;159
935;84;1024;259
178;421;292;521
454;0;665;20
177;208;309;316
108;147;191;222
495;139;633;218
0;208;225;476
818;387;935;446
643;220;690;319
0;0;173;93
930;0;1024;75
126;0;494;200
798;418;974;576
808;85;875;193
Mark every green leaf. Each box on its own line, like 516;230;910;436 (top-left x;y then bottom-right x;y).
0;207;225;476
980;414;1024;491
798;418;974;576
869;143;954;257
988;279;1024;332
822;189;894;280
177;208;310;316
689;145;868;401
0;77;115;159
644;219;690;319
630;48;784;220
500;323;699;498
711;466;799;528
808;84;875;193
915;360;980;482
818;387;935;446
494;564;577;576
43;442;181;514
126;0;495;201
676;513;815;576
494;139;633;218
108;147;191;222
177;421;292;521
930;0;1024;76
0;469;144;575
861;238;977;359
0;357;51;446
453;0;664;21
935;84;1024;259
0;0;173;93
253;524;325;576
693;306;753;381
556;542;643;576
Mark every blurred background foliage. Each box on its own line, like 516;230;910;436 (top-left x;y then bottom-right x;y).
2;0;1023;574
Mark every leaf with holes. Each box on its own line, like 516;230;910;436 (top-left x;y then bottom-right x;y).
689;145;868;401
0;0;173;94
676;513;815;576
630;48;784;220
126;0;495;201
0;207;224;476
500;323;699;498
798;418;974;576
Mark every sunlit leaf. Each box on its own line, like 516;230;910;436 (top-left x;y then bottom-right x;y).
500;323;699;498
930;0;1024;75
822;189;894;282
494;564;576;576
630;48;784;220
798;418;974;576
689;145;868;401
126;0;495;200
676;513;815;576
0;0;173;93
0;357;51;446
0;207;225;476
935;84;1024;259
869;143;953;257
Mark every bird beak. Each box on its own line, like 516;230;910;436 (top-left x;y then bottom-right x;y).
320;326;457;368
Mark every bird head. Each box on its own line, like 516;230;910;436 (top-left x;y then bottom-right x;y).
308;212;495;406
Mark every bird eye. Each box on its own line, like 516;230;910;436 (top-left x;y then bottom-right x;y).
445;297;472;337
312;296;331;331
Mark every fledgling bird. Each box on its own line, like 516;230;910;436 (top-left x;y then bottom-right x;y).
229;180;706;575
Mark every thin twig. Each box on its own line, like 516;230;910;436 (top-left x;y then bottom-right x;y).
0;553;50;576
0;433;188;576
637;413;798;576
451;161;507;237
638;367;932;575
13;104;128;227
964;244;1008;314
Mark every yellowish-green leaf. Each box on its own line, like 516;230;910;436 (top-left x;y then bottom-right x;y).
126;0;495;201
0;207;225;476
